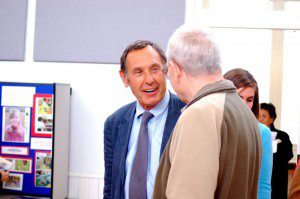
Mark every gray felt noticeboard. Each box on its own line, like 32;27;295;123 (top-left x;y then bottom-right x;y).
0;0;28;61
34;0;185;64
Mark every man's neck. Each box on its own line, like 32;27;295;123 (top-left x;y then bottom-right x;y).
184;73;224;104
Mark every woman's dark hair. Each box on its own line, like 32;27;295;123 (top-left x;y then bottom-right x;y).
120;40;166;74
260;102;277;129
224;68;259;119
260;102;277;120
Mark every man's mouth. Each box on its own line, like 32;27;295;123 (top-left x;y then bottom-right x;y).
144;88;157;93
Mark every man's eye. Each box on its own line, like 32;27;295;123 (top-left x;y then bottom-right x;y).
134;70;143;76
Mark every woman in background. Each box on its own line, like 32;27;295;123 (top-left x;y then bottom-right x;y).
224;68;273;199
260;103;293;199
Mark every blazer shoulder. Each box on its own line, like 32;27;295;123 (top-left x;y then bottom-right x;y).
169;92;185;108
105;101;136;124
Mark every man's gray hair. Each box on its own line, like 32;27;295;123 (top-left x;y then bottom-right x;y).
166;25;221;77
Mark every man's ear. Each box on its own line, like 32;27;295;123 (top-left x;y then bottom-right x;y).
119;70;130;87
171;61;183;79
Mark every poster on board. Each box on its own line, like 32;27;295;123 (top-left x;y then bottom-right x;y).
2;156;32;173
2;173;24;191
35;151;52;188
32;94;53;137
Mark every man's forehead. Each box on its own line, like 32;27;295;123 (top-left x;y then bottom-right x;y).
126;47;163;69
129;63;162;71
127;45;158;58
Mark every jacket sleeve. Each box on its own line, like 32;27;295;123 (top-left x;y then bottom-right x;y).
103;116;114;199
258;124;273;199
166;104;221;198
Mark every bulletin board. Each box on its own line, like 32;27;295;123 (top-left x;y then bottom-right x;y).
0;82;54;197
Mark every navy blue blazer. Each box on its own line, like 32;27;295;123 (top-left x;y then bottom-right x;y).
103;92;184;199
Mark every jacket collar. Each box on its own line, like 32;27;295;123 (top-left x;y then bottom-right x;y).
183;80;236;111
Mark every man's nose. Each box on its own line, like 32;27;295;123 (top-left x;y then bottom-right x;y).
144;70;155;84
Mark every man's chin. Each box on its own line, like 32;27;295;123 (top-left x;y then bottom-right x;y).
140;99;161;110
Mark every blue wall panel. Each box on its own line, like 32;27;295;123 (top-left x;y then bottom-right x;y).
0;0;28;61
34;0;185;63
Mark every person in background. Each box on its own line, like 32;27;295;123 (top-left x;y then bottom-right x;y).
260;102;293;199
224;68;273;199
153;25;262;199
103;40;185;199
289;160;300;199
0;170;9;182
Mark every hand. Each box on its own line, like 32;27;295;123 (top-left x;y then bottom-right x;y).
11;124;18;130
0;170;9;182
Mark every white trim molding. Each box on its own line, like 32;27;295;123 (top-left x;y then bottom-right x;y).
68;173;104;199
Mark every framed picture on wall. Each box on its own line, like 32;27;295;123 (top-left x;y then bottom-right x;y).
34;151;52;188
1;106;31;143
32;94;54;137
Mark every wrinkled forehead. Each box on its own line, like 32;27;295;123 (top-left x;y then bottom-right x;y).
126;47;164;70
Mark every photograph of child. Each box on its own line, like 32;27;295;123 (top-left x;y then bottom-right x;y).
15;160;31;172
33;94;53;137
36;153;52;170
35;152;52;188
36;170;51;187
2;107;31;143
37;97;53;115
2;173;23;191
37;116;46;131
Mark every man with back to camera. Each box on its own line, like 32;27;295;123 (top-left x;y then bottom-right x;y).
153;25;262;199
103;40;185;199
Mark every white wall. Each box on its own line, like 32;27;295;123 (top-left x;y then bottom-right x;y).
0;63;135;198
0;63;133;174
282;30;300;152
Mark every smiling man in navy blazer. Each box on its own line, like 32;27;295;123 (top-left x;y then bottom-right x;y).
103;40;184;199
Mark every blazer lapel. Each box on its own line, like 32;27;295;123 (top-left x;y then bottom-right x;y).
115;103;136;192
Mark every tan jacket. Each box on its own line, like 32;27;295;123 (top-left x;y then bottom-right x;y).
153;80;262;199
289;163;300;199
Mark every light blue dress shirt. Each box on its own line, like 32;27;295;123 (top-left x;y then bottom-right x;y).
124;91;170;199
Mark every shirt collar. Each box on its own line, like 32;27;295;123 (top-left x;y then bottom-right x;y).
135;91;170;118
